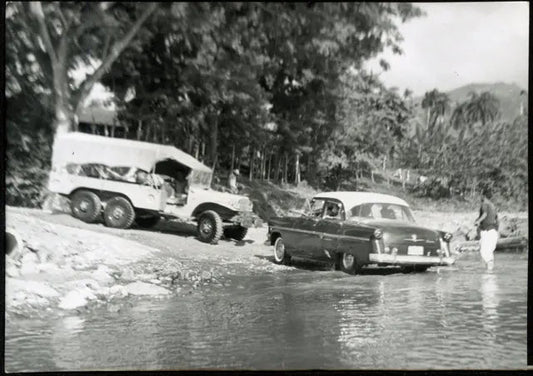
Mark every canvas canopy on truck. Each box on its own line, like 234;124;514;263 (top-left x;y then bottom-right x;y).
52;132;212;187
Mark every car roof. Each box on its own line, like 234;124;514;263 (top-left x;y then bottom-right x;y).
313;191;410;210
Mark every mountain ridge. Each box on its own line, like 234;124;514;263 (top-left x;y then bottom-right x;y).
413;82;528;123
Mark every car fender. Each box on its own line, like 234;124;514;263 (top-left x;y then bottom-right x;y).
335;224;376;265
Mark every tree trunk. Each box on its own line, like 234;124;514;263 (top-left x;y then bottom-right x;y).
267;153;272;181
249;147;255;181
137;120;143;140
209;115;218;166
230;144;235;171
283;152;288;184
260;147;266;180
275;155;282;183
295;153;301;185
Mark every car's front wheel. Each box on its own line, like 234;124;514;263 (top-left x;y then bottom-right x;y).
197;210;223;244
273;237;291;265
339;252;361;275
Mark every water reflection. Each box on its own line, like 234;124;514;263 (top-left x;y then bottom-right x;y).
5;254;527;371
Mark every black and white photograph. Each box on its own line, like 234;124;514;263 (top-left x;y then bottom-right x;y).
4;2;529;371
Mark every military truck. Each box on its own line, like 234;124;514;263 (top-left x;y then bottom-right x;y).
48;132;258;243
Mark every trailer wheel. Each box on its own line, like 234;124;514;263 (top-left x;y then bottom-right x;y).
104;197;135;229
197;210;223;244
70;190;102;223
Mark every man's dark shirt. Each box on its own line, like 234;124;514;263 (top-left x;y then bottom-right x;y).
479;200;498;231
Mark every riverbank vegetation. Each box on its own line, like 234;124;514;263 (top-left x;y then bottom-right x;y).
6;2;528;212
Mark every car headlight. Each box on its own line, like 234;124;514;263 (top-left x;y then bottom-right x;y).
443;232;453;242
373;229;383;239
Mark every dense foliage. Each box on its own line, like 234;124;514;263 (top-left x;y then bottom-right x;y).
5;2;528;210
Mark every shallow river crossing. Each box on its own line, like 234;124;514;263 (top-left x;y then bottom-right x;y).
5;252;527;371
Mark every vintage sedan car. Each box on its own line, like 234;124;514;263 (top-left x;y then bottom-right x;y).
268;192;455;274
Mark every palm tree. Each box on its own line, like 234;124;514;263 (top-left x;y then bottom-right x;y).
421;89;450;134
450;91;500;129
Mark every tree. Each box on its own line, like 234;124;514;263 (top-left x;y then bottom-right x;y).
450;91;500;129
421;89;450;134
7;2;159;143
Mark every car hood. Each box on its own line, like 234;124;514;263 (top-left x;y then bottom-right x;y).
189;187;253;212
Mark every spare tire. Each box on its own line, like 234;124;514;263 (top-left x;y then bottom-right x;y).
70;190;102;223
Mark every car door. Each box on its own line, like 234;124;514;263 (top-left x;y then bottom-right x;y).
290;198;326;258
314;199;345;261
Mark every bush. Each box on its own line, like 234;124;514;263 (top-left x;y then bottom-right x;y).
6;130;52;208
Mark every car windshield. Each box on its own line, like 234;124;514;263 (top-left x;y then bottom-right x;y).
348;203;415;223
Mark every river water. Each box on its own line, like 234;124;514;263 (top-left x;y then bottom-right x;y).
5;252;527;371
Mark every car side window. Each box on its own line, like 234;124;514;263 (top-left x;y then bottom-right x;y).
307;199;326;218
350;204;373;218
323;201;344;220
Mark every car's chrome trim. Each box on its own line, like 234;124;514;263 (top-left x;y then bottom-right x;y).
271;226;369;242
369;253;455;266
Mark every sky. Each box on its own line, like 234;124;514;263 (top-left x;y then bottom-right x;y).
364;2;529;96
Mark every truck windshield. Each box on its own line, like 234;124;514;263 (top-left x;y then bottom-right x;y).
189;170;212;188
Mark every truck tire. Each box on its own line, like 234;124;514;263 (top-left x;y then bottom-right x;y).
135;215;160;229
70;190;102;223
223;225;248;241
197;210;223;244
103;197;135;229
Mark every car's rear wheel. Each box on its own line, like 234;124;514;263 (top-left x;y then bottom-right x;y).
339;252;361;275
135;215;160;229
223;225;248;241
273;237;291;265
414;265;429;272
103;197;136;229
70;190;102;223
197;210;223;244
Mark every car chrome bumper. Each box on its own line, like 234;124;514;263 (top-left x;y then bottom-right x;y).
369;253;456;266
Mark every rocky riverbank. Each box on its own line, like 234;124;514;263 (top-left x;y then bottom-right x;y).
5;207;287;318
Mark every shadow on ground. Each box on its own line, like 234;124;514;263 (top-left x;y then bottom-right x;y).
135;219;198;238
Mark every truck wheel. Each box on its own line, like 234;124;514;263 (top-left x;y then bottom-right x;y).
273;237;291;265
223;225;248;241
104;197;135;229
197;210;223;244
135;215;160;229
70;190;102;223
340;252;361;275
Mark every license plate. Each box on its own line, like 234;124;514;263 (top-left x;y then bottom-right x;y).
408;246;424;255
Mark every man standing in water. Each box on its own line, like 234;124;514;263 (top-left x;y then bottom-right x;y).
474;188;499;271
